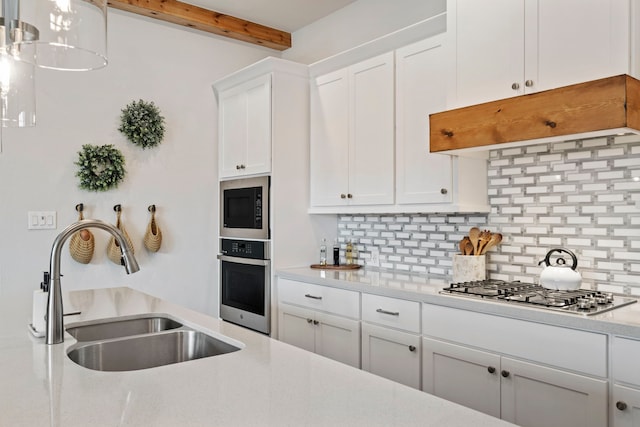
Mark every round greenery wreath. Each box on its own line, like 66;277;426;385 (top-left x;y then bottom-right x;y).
75;144;126;192
118;99;166;149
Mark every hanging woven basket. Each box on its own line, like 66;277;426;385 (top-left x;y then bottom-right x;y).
143;205;162;252
107;207;135;265
69;206;95;264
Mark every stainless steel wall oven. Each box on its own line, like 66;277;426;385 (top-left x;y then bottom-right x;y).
219;239;270;335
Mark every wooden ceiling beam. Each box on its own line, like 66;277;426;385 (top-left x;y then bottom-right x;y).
107;0;292;51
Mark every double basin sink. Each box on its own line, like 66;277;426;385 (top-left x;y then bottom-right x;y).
66;314;242;372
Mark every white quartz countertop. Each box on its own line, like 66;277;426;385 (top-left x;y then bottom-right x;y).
276;267;640;340
0;287;515;427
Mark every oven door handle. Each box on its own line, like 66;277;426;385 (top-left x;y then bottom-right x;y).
217;254;270;266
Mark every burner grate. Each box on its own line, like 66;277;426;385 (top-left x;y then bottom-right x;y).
441;280;637;316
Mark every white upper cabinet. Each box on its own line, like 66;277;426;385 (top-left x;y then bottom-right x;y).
217;74;272;179
395;35;453;205
310;52;395;207
309;27;489;214
448;0;631;108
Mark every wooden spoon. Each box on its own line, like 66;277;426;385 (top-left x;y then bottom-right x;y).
464;241;474;256
459;236;471;254
468;227;480;255
480;233;503;254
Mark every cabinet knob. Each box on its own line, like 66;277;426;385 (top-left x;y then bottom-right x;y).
236;165;241;170
487;366;496;374
616;401;628;411
241;164;246;169
313;320;319;326
347;194;353;199
501;370;510;378
545;120;557;129
306;318;313;324
442;130;454;138
525;80;534;87
440;188;448;195
340;194;347;199
408;345;416;352
511;82;520;90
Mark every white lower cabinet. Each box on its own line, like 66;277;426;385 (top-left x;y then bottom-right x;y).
422;338;501;418
423;337;608;427
612;337;640;427
277;279;361;368
422;308;609;427
361;322;421;389
613;385;640;427
360;293;421;389
279;303;360;368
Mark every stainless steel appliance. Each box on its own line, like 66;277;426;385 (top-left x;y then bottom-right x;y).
220;176;269;240
441;280;636;316
219;239;270;334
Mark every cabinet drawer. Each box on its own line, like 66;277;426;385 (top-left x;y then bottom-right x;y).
422;304;607;377
362;293;420;333
277;278;360;319
612;336;640;386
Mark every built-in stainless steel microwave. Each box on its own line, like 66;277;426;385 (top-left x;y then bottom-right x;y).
220;176;270;240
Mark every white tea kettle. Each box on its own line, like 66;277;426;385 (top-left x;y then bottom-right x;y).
538;248;582;291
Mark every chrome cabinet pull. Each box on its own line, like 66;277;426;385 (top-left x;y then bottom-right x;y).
616;401;628;411
511;82;520;90
376;308;400;316
340;194;347;199
525;79;534;87
347;194;353;199
305;294;322;300
313;320;319;325
306;318;313;324
440;188;448;195
487;366;496;374
408;345;416;352
501;370;510;378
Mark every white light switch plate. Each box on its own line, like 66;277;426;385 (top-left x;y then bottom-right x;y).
28;211;56;230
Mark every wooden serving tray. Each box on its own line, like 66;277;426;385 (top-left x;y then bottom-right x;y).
310;264;362;270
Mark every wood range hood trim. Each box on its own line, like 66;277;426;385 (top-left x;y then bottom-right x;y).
107;0;291;51
429;74;640;155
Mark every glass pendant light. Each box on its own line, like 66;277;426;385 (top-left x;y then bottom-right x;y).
0;50;36;127
15;0;107;71
0;1;36;127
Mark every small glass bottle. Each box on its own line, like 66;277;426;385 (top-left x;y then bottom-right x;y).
345;240;353;265
333;239;340;266
319;238;327;266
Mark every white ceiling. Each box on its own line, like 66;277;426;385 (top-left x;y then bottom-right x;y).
183;0;357;33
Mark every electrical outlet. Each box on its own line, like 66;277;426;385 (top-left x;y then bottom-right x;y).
369;247;380;267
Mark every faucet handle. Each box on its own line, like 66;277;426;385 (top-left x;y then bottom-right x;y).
41;271;50;292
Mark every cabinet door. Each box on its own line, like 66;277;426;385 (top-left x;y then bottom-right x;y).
315;311;360;369
361;322;421;389
309;69;350;207
395;35;453;205
529;0;629;94
218;74;271;178
348;52;395;206
613;385;640;427
448;0;525;107
501;357;608;427
422;338;501;419
278;304;316;354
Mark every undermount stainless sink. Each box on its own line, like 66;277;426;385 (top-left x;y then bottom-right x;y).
66;315;183;342
65;315;243;372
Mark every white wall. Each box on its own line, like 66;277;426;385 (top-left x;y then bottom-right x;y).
0;10;274;328
282;0;446;64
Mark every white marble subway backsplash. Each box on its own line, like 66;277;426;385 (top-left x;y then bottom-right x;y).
337;134;640;296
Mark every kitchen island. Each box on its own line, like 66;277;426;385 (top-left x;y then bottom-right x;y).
0;287;514;427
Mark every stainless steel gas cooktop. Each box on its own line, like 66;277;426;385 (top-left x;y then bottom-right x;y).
441;280;637;316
